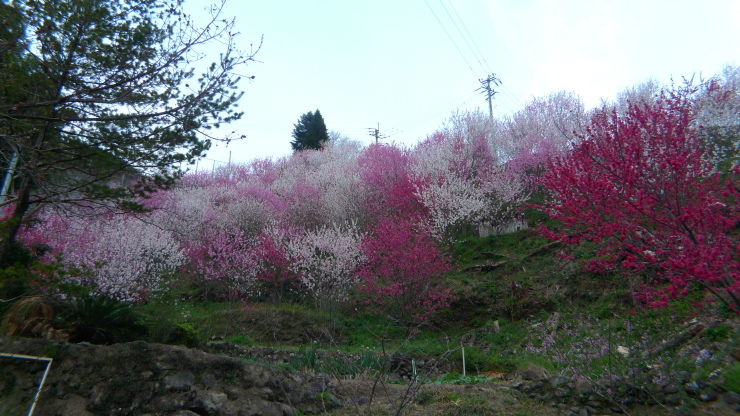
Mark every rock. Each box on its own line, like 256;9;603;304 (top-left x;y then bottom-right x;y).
586;400;602;408
521;366;548;381
574;379;593;395
539;392;554;401
0;337;332;416
554;387;569;398
684;381;701;394
196;390;228;412
663;382;680;394
585;405;599;414
699;391;719;402
172;411;201;416
722;391;740;404
548;375;569;389
164;372;196;391
201;373;218;388
665;393;682;406
89;383;108;406
326;393;343;408
677;371;691;383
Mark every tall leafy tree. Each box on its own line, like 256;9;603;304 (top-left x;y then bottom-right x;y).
290;109;328;152
0;0;258;266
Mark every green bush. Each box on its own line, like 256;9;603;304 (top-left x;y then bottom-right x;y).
724;362;740;393
226;334;254;346
173;322;200;347
61;296;145;344
435;372;490;384
705;325;731;342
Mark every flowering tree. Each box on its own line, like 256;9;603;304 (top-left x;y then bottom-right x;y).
254;225;301;303
183;229;258;301
284;223;364;313
411;131;527;242
496;91;586;188
21;213;184;302
267;144;364;229
537;87;740;310
693;65;740;171
357;217;453;323
357;144;426;223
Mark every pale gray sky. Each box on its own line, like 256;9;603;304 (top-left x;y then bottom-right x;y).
184;0;740;167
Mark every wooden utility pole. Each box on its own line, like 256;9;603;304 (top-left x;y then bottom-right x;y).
367;122;388;144
478;73;501;121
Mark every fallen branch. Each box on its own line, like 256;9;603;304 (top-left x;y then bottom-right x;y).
462;261;508;272
472;252;511;260
461;240;561;272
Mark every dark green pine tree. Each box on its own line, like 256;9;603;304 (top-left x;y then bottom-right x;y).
290;109;329;152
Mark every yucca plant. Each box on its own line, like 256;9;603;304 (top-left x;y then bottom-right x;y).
61;296;144;344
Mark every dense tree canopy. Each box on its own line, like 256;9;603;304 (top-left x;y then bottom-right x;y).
0;0;257;265
290;109;328;152
537;86;740;310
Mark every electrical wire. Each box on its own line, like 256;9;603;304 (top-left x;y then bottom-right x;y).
447;0;493;75
438;0;487;75
423;0;478;77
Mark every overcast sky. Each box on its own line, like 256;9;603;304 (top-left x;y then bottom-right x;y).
184;0;740;168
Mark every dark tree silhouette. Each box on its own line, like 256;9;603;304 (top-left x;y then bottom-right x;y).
290;109;328;152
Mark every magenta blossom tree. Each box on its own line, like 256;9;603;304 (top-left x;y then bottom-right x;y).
357;143;427;223
358;216;454;323
254;225;302;303
537;86;740;310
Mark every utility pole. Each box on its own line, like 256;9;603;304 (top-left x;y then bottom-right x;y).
367;122;388;144
477;73;501;121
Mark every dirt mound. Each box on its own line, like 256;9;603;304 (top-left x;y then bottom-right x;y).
0;336;336;416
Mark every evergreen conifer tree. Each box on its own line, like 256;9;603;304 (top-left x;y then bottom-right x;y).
290;109;328;151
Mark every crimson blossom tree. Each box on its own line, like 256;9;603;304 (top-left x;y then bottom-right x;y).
537;86;740;310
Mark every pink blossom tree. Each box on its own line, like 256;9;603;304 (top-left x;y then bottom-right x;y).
357;143;426;223
21;212;184;302
496;91;587;188
284;223;364;313
410;131;528;242
183;228;259;302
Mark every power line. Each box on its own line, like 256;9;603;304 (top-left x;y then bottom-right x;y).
436;1;527;110
423;0;477;77
447;0;493;75
438;0;487;75
386;89;480;138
